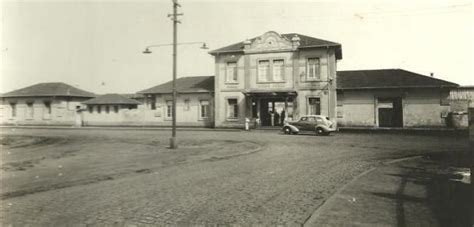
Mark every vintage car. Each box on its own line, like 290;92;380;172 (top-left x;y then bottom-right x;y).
282;115;336;136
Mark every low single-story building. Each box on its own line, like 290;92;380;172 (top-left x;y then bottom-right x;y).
0;82;95;126
336;69;459;128
81;93;142;126
448;86;474;128
137;76;215;127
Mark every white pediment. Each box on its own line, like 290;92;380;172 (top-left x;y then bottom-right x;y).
245;31;293;53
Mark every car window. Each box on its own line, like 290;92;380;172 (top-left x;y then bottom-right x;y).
307;117;316;122
316;117;324;122
300;117;307;121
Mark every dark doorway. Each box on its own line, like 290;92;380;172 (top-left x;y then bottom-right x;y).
378;97;403;127
259;98;291;126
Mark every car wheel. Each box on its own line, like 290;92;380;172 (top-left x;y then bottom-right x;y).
283;127;292;135
315;127;324;136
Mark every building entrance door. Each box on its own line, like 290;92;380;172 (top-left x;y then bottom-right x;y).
378;97;403;127
259;98;291;126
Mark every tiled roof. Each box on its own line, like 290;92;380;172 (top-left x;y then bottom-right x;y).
82;94;142;105
138;76;214;94
2;82;95;98
337;69;459;90
209;32;342;59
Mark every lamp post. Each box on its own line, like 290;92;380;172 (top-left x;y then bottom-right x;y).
143;0;208;149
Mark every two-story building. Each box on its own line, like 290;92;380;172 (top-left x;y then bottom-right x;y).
209;31;342;128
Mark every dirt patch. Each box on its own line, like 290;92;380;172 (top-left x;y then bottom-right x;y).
1;135;68;149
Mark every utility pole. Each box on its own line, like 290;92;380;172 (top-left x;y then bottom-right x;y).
170;0;182;149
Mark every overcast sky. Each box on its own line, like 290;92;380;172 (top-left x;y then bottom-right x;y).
1;0;472;94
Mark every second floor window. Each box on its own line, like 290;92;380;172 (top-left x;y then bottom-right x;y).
226;62;238;83
273;59;284;81
307;58;320;80
258;60;270;82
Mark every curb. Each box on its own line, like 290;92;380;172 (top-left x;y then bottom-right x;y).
303;155;422;226
0;126;241;132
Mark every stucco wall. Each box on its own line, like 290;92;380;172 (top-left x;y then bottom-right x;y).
0;97;87;126
83;93;214;127
337;88;451;128
213;46;338;128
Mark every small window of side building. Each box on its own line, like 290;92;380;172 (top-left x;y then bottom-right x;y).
184;99;190;111
200;100;210;118
226;62;238;83
44;101;52;114
88;106;93;113
149;95;156;110
227;98;238;119
272;59;285;81
114;105;119;113
105;106;110;114
10;103;17;117
97;105;101;114
308;97;321;115
166;101;173;118
306;58;320;81
258;60;270;82
26;102;34;119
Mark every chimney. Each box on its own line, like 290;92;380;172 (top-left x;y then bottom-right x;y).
291;34;300;50
243;39;251;50
430;72;434;77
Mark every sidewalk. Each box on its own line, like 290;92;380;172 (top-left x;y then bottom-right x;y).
305;155;472;226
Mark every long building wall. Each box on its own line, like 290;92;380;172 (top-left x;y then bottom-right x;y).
337;88;451;128
83;93;214;127
0;97;86;126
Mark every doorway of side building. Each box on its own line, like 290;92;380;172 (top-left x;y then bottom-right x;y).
253;98;294;127
377;97;403;127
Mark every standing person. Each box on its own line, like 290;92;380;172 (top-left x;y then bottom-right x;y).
274;111;280;126
280;109;286;125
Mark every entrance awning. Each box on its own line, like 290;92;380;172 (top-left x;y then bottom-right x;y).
242;89;297;97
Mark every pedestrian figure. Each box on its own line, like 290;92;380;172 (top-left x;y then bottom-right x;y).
280;110;286;125
274;112;280;126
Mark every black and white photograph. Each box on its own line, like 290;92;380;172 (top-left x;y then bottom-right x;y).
0;0;473;226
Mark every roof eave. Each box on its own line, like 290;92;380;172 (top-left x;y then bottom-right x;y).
338;85;458;90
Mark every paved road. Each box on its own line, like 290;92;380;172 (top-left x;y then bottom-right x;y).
0;128;469;225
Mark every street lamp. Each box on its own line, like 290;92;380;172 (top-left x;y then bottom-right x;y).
142;1;208;149
143;42;208;54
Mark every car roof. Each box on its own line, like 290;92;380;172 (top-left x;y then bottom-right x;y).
301;115;327;117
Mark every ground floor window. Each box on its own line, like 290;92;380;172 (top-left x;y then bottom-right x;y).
26;102;34;118
166;101;173;118
227;98;238;119
200;100;209;118
10;103;16;117
308;97;321;115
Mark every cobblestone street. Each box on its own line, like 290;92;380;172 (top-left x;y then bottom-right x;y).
0;128;469;225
